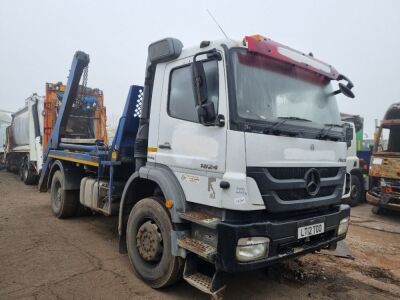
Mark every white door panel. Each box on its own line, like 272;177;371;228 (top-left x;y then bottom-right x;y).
156;121;225;172
173;170;222;207
155;54;227;206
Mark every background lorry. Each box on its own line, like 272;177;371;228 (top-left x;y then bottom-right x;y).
0;109;12;168
367;103;400;214
4;94;44;184
340;113;369;206
4;83;107;184
38;35;354;296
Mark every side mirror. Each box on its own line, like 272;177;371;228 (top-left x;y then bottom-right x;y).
196;101;216;124
345;125;354;147
192;60;208;106
339;83;355;99
330;74;355;99
192;53;217;125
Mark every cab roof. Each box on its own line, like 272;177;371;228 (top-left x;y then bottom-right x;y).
383;103;400;122
180;34;339;80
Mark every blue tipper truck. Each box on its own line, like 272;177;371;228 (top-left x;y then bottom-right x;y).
39;36;353;297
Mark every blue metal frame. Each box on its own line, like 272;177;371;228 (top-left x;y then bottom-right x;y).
47;149;107;166
104;85;143;210
110;85;143;161
40;83;144;215
38;51;144;213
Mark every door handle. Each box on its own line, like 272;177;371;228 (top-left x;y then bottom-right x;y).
159;142;171;150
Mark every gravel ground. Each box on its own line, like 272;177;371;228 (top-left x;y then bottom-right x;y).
0;170;399;299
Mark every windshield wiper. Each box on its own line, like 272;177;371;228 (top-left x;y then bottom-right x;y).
318;123;343;140
277;116;313;122
271;116;311;132
262;116;311;136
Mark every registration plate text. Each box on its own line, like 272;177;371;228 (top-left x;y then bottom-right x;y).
298;222;324;239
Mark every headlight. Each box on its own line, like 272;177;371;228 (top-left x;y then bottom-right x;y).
236;237;270;262
338;217;350;236
380;178;386;187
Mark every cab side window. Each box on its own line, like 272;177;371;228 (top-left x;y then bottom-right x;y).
168;60;219;122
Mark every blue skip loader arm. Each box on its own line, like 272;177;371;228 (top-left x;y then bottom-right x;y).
38;51;90;192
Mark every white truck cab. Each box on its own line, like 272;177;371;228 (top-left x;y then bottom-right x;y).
342;121;366;206
146;37;351;212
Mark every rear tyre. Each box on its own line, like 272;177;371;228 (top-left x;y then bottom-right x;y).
21;157;38;185
19;160;25;181
343;175;363;207
5;159;12;172
372;206;386;215
50;170;79;218
126;197;183;288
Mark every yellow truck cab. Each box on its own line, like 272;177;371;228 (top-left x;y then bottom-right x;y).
367;103;400;213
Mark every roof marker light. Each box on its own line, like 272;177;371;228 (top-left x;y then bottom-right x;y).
277;46;331;73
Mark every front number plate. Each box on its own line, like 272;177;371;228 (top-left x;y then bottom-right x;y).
297;222;324;239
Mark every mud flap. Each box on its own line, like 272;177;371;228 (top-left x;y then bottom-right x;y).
322;241;354;260
118;234;127;254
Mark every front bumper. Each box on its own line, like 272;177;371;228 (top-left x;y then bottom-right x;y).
215;204;350;272
366;191;400;211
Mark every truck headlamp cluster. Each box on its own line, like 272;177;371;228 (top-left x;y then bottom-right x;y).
337;217;350;236
236;237;270;262
380;178;395;193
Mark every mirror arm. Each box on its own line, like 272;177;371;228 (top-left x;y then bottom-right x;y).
337;74;354;89
201;114;225;127
193;48;221;63
328;90;341;97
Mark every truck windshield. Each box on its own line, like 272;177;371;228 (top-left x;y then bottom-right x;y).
231;49;341;127
375;125;400;153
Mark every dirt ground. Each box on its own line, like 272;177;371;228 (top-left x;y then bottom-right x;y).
0;170;399;300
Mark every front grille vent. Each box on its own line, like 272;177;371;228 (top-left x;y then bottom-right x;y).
268;167;339;180
276;186;336;201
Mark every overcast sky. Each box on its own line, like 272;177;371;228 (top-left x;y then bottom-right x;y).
1;0;399;137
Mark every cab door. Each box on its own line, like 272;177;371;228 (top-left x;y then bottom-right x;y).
155;54;227;206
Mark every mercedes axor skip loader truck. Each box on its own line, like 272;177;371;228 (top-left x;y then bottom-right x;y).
38;35;355;296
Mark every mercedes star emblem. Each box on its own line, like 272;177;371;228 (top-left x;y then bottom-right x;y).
304;168;321;196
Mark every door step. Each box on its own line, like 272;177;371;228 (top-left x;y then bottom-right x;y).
183;254;226;297
184;273;225;297
177;237;216;261
179;211;221;229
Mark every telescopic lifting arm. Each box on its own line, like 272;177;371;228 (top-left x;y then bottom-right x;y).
38;51;90;191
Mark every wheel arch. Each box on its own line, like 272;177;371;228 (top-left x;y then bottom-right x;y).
118;164;186;238
47;160;83;191
350;168;365;191
350;167;363;179
351;167;366;199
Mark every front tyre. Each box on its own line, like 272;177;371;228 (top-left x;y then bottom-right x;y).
126;197;183;288
50;170;79;218
343;175;363;207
